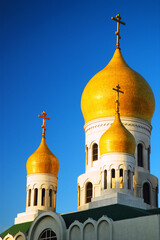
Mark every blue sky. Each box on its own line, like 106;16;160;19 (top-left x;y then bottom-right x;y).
0;0;160;233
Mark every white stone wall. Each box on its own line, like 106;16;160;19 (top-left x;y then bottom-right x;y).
77;116;158;209
113;215;160;240
66;214;160;240
15;173;58;224
26;173;57;212
67;215;112;240
3;212;160;240
84;117;151;173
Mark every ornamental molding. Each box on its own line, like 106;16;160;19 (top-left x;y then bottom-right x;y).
85;121;151;134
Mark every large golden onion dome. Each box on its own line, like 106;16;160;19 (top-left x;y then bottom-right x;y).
26;137;59;176
99;112;136;155
81;48;155;124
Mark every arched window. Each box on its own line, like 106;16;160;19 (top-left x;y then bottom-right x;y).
34;188;38;206
28;189;31;207
128;170;131;189
143;182;150;204
119;169;124;189
78;185;80;206
41;188;45;206
49;189;52;207
111;169;115;189
15;235;25;240
104;170;107;189
54;194;56;209
92;143;98;161
39;228;57;240
137;143;143;167
86;182;93;203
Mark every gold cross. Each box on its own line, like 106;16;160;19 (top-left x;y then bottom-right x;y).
38;111;50;138
113;84;124;113
111;14;126;49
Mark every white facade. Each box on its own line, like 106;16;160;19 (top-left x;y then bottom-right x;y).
15;173;58;224
78;116;158;210
2;211;160;240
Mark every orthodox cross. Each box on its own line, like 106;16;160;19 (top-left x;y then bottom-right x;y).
113;84;124;113
38;111;50;138
111;14;126;49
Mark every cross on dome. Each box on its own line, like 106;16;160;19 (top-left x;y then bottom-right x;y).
113;84;124;113
111;14;126;49
38;111;50;138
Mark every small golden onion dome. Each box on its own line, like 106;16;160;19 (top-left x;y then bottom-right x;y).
99;112;136;155
26;137;59;176
81;49;155;124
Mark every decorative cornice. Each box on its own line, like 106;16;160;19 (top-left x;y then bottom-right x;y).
85;119;152;134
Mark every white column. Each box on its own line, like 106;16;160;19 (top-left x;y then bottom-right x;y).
131;172;133;191
31;188;34;207
46;189;49;210
88;147;92;168
93;185;95;198
26;188;28;209
101;171;104;189
107;170;111;189
38;188;42;207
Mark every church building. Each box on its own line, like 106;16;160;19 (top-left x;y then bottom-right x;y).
1;14;160;240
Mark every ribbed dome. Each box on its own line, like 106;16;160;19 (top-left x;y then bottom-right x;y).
99;112;136;155
26;137;59;176
81;49;155;124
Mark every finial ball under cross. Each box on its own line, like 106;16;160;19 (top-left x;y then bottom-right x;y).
38;111;50;138
111;14;126;49
113;84;124;113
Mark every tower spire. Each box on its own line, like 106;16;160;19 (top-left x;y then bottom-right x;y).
111;14;126;49
113;84;124;113
38;111;50;138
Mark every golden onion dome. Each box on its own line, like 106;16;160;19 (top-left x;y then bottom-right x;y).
81;48;155;124
99;112;136;155
26;137;59;176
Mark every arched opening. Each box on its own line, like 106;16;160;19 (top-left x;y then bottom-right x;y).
41;188;45;206
128;170;131;189
34;188;38;206
137;143;143;167
143;182;150;204
111;169;115;189
49;189;52;207
54;194;56;209
15;235;25;240
28;189;31;207
78;185;80;206
92;143;98;161
86;182;93;203
39;228;57;240
119;169;124;188
104;170;107;189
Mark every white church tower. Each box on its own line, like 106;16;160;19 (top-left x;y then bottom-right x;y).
15;111;59;224
77;14;158;211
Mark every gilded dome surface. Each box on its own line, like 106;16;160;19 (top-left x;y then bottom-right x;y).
99;113;136;155
81;49;155;124
26;137;59;176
